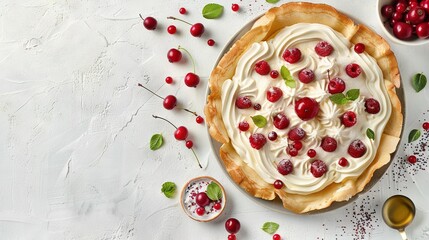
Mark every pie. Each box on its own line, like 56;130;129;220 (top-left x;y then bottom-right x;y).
204;2;402;213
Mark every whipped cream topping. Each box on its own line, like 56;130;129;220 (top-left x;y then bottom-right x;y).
221;23;391;195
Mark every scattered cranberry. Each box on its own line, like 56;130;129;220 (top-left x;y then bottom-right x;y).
273;234;282;240
196;207;205;216
273;180;284;189
321;137;338;152
225;218;241;234
288;127;306;140
141;16;157;30
190;23;205;37
196;192;210;207
393;22;413;40
167;48;182;63
228;234;236;240
273;112;290;129
328;77;346;94
408;155;417;164
277;159;293;175
214;203;222;210
295;97;319;121
267;87;283;102
345;63;362;78
174;126;188;140
348;139;367;158
196;116;204;124
310;160;328;178
408;7;426;24
287;146;298;157
179;7;187;14
416;23;429;38
365;98;381;114
253;103;261;110
167;25;177;34
282;48;301;63
354;43;365;53
184;72;200;87
315;41;333;57
165;76;173;84
270;70;279;79
255;60;271;75
232;3;240;12
163;95;177;110
423;122;429;130
338;157;349;167
307;149;317;158
298;68;315;83
381;5;394;18
185;140;193;149
268;131;278;141
207;39;215;46
235;96;252;109
249;133;267;150
342;111;357;127
238;121;250;131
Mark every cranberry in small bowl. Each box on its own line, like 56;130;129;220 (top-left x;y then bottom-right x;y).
180;176;227;222
378;0;429;45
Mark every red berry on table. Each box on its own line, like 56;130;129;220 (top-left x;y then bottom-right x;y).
381;5;394;18
232;3;240;12
190;23;205;37
273;234;282;240
185;140;193;149
348;139;367;158
174;126;188;140
165;76;173;84
273;112;290;129
273;180;284;189
270;70;279;79
315;41;333;57
345;63;362;78
167;25;177;34
396;2;407;13
416;23;429;39
423;122;429;130
298;68;315;83
255;60;271;75
228;234;236;240
277;159;293;175
354;43;365;53
142;16;157;30
249;133;267;150
196;116;204;124
328;77;346;94
184;72;200;87
167;48;182;63
196;207;205;216
393;22;413;40
207;39;215;46
235;96;252;109
310;160;328;178
287;146;299;157
179;7;187;14
214;202;222;210
163;95;177;110
225;218;241;234
408;155;417;164
268;131;278;141
365;98;381;114
407;7;426;24
282;48;302;63
253;103;261;110
295;97;320;121
321;136;337;152
288;127;306;141
342;111;357;127
267;87;283;102
238;121;250;131
307;149;317;158
338;157;349;167
196;192;210;207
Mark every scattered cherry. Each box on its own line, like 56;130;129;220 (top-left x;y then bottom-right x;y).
277;159;293;175
288;127;306;140
232;3;240;12
196;207;205;216
184;72;200;87
273;180;284;189
225;218;241;234
307;149;317;158
253;103;261;110
298;68;315;83
140;15;157;30
196;192;210;207
423;122;429;130
167;25;177;34
310;160;328;178
255;60;271;75
273;112;290;129
165;76;173;84
270;70;279;79
321;136;337;152
342;111;357;127
267;87;283;102
273;234;281;240
345;63;362;78
249;133;267;150
228;234;236;240
235;96;252;109
167;48;182;63
268;131;278;141
295;97;320;121
238;121;250;131
338;157;349;167
354;43;365;53
167;16;204;37
348;139;367;158
186;140;193;149
179;7;187;14
328;77;346;94
174;126;189;140
207;39;215;46
315;41;333;57
214;202;222;210
283;48;301;63
365;98;381;114
407;155;417;164
163;95;177;110
196;116;204;124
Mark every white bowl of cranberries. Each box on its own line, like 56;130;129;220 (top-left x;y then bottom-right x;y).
378;0;429;44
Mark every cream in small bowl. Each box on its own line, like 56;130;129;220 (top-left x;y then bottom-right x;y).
180;176;226;222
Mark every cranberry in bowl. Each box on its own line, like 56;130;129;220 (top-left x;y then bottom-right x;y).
180;176;227;222
378;0;429;45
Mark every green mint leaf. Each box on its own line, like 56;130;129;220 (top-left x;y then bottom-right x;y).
202;3;224;19
161;182;176;198
285;78;296;88
280;66;296;88
329;93;348;105
150;133;163;150
412;73;427;92
266;0;280;3
408;129;421;143
251;115;268;128
261;222;279;234
206;182;222;201
346;89;360;101
366;128;375;140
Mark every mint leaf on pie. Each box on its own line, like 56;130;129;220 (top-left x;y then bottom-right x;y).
161;182;176;198
261;222;279;234
366;128;375;140
251;115;268;128
346;89;360;101
329;93;348;105
280;66;296;88
206;182;222;201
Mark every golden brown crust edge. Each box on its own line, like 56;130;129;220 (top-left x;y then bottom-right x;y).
205;2;403;213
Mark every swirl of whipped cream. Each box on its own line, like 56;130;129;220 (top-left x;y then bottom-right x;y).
221;23;391;194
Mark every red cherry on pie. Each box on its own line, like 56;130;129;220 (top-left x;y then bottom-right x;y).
310;160;327;178
235;96;252;109
267;87;283;102
273;112;290;129
321;136;337;152
277;159;293;175
282;48;301;63
288;127;306;140
341;111;357;127
365;98;381;114
348;139;367;158
315;41;333;57
255;60;271;75
328;77;346;94
295;97;320;121
249;133;267;150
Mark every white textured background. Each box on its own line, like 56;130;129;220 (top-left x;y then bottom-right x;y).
1;0;428;239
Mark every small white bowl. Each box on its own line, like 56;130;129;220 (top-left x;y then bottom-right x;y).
377;0;429;45
180;176;227;222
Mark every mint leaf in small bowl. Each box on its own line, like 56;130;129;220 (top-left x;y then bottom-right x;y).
206;182;223;201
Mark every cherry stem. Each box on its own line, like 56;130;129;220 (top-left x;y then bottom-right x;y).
327;69;331;81
167;16;192;26
191;148;203;168
181;108;198;116
139;14;144;20
152;115;178;129
137;83;165;100
178;46;196;73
